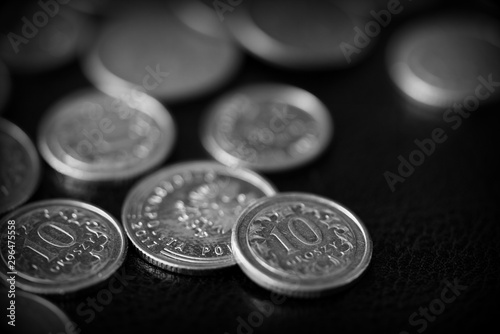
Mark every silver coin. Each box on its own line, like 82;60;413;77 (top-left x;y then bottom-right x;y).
37;89;176;182
0;60;10;113
386;13;500;108
201;84;333;172
82;4;241;102
232;193;372;298
0;118;40;214
0;8;89;73
122;161;277;274
0;199;128;294
224;0;370;69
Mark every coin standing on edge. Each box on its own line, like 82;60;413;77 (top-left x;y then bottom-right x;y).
201;84;333;172
0;199;128;294
232;193;372;297
37;89;176;182
122;161;277;274
82;3;241;102
0;119;40;214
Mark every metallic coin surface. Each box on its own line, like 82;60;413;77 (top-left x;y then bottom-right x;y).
122;161;277;274
0;60;9;113
0;119;40;214
201;84;333;172
0;8;88;72
38;89;175;182
386;13;500;108
82;4;241;102
0;199;128;294
232;193;372;297
224;0;370;69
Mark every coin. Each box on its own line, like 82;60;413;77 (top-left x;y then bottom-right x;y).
386;13;500;108
201;84;333;172
232;193;372;297
4;290;78;333
122;161;277;274
37;89;176;182
0;60;10;113
0;6;89;73
82;3;241;102
0;199;128;294
0;118;40;214
223;0;371;69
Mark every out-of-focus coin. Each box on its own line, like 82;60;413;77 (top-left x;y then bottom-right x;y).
37;89;175;182
386;13;500;108
0;60;10;113
232;193;372;298
122;161;276;274
0;199;127;294
0;119;40;214
0;6;89;73
201;84;333;172
224;0;371;69
3;290;78;333
82;4;241;102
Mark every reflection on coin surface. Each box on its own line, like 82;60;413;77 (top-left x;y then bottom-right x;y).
386;13;500;108
201;84;333;172
38;89;175;182
232;193;372;297
0;60;10;113
0;119;40;214
122;161;277;274
5;290;78;333
0;8;88;72
0;199;127;294
83;4;241;101
224;0;370;69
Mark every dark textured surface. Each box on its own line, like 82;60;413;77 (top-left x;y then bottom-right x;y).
1;1;500;334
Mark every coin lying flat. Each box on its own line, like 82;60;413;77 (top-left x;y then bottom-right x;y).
386;13;500;108
0;60;10;113
38;89;175;182
82;4;241;102
224;0;371;69
201;84;333;172
0;119;40;214
232;193;372;298
0;199;127;294
122;161;277;274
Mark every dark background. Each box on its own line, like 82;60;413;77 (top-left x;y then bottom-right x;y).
1;0;500;333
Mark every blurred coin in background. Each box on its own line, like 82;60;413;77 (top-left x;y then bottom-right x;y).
386;13;500;109
0;60;9;113
0;4;90;73
223;0;374;69
232;193;372;298
82;3;241;102
201;84;333;172
37;89;176;182
0;199;128;294
0;118;40;215
122;161;276;274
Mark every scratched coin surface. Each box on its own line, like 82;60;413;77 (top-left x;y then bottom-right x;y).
0;119;40;214
122;161;277;274
0;199;127;294
37;89;175;181
232;193;372;297
201;84;333;172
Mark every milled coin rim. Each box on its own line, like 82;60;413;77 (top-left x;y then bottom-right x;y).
201;83;333;172
122;161;277;274
37;89;176;182
0;199;128;294
0;118;41;214
232;192;372;298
